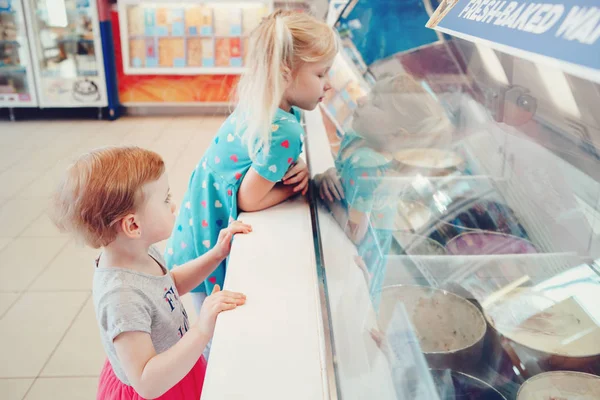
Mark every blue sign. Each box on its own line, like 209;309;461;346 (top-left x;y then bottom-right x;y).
429;0;600;73
0;0;13;12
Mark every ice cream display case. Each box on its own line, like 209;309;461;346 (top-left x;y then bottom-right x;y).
118;0;272;75
0;0;38;107
305;1;600;399
24;0;108;107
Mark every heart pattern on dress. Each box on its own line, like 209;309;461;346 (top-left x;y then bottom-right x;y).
203;240;211;249
215;200;223;208
269;165;277;173
227;133;235;142
281;140;289;149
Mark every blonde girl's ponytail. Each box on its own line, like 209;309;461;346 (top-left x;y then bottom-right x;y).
234;10;338;160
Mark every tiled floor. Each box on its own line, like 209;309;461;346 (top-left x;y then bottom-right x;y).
0;116;223;399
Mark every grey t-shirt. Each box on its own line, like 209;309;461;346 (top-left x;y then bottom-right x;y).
93;247;190;386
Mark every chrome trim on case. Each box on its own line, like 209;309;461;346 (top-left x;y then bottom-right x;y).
302;112;341;400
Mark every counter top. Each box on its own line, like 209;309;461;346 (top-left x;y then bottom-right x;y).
201;197;328;400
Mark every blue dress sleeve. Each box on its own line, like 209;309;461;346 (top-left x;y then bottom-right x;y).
252;118;304;182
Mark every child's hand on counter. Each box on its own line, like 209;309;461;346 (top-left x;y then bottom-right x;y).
196;284;246;340
213;220;252;260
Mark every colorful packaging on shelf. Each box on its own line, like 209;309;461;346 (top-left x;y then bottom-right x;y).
129;38;145;68
201;38;214;66
158;37;185;68
230;37;242;67
127;5;144;36
200;7;213;36
215;38;231;67
229;8;242;36
145;37;158;67
143;8;156;36
155;8;169;36
170;8;185;37
185;6;203;36
213;8;230;37
187;37;203;66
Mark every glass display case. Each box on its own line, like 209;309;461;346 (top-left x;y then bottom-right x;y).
0;0;38;107
307;1;600;399
25;0;108;107
118;0;272;75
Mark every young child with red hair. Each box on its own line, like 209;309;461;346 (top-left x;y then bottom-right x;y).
51;146;251;399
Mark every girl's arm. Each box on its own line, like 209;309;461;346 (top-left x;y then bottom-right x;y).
237;168;298;212
114;286;245;399
170;221;252;296
114;328;208;399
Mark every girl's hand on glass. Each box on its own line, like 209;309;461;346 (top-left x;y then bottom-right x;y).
283;159;310;195
316;168;344;202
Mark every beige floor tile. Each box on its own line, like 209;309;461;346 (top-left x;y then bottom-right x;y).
0;146;30;174
0;198;48;237
20;213;67;238
0;293;19;318
0;378;34;400
41;298;104;377
0;292;89;378
16;170;61;199
0;167;40;199
0;237;12;252
29;241;97;292
24;377;97;400
0;237;69;292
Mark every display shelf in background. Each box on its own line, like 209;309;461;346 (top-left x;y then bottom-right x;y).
118;0;272;76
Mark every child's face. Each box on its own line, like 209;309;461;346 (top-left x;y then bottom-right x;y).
284;59;333;111
137;173;177;244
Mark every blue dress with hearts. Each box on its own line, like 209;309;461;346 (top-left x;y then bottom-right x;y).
165;107;304;293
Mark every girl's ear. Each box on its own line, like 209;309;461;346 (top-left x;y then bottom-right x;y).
282;64;292;85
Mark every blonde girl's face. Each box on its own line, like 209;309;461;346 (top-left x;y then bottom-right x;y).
284;59;333;111
137;173;177;244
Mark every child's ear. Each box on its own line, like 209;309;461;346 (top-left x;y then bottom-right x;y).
282;65;292;85
120;214;141;239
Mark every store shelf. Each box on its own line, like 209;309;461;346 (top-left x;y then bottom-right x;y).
41;69;100;78
0;65;27;74
124;66;245;75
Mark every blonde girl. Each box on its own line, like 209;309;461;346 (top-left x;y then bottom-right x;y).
165;10;339;347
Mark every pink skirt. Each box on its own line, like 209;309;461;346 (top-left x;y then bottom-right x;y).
97;356;207;400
